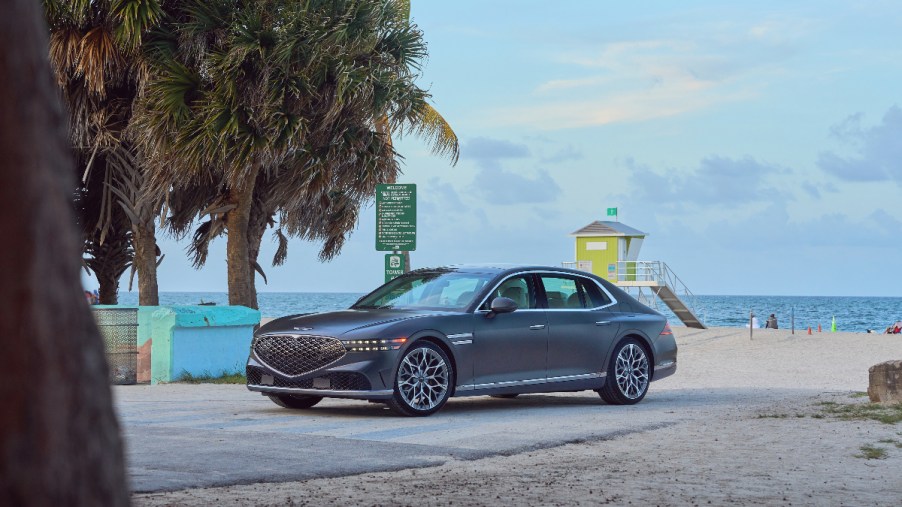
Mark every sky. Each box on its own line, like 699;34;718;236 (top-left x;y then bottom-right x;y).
88;0;902;297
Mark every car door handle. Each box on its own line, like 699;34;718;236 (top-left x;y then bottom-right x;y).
596;321;612;326
529;324;546;330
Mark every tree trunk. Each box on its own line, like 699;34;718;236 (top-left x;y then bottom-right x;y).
96;269;120;305
132;220;159;306
225;175;259;308
0;1;129;504
245;205;271;311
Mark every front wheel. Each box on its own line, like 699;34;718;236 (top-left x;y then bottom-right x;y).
387;342;454;417
597;338;650;405
267;394;323;409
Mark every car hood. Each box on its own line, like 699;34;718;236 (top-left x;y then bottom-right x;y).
259;309;452;337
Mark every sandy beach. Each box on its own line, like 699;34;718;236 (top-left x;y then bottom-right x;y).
133;326;902;506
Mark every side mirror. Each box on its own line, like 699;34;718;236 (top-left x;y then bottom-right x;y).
489;297;518;315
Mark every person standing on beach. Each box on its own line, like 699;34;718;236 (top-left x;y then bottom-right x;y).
766;314;778;329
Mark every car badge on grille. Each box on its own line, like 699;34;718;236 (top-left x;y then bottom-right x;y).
293;327;313;331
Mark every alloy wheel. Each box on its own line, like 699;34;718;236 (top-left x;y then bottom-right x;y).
397;346;450;411
614;343;649;399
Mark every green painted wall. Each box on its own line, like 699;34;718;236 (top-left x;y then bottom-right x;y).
575;236;620;282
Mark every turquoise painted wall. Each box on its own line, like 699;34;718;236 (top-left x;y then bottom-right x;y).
149;306;260;384
93;305;260;384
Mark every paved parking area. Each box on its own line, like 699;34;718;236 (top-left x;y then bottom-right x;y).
115;382;803;493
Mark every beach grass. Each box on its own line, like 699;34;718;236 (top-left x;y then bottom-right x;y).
855;445;888;460
816;401;902;425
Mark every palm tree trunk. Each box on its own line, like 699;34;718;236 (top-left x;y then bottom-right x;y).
225;173;259;308
96;270;120;304
0;0;128;503
132;219;159;306
245;203;271;310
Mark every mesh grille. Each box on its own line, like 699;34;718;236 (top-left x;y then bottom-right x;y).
246;366;371;391
253;334;346;377
92;308;138;385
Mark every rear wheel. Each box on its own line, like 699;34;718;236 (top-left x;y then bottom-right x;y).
387;342;453;417
598;338;650;405
267;394;323;409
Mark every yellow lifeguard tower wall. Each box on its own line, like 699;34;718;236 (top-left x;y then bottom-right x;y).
571;221;647;282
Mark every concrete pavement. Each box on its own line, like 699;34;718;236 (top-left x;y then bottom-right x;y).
115;382;810;493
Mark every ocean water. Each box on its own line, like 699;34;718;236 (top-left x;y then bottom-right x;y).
116;292;902;334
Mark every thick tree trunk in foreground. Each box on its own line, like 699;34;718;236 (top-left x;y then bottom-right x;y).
132;220;159;306
226;174;259;309
0;1;129;505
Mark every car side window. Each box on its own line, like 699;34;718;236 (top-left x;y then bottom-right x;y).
481;275;536;310
579;278;613;308
540;276;582;309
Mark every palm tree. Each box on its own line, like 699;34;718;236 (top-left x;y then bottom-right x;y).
45;0;164;304
167;0;460;300
134;0;440;308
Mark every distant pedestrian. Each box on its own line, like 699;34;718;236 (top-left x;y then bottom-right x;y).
766;314;778;329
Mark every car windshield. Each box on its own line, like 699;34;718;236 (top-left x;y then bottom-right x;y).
353;269;495;311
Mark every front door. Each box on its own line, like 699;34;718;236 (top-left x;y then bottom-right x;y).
471;274;547;386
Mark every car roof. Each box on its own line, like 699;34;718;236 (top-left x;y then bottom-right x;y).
410;264;597;278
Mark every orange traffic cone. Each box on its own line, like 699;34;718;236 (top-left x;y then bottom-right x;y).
807;326;812;335
818;323;822;333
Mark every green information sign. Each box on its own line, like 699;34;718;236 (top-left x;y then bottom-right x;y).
607;207;618;217
385;253;406;283
376;184;416;251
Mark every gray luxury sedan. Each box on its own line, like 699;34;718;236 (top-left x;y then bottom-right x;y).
246;265;677;416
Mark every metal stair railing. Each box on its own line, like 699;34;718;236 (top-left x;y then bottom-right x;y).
617;261;705;326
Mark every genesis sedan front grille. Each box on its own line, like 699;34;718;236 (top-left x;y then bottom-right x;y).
253;334;346;377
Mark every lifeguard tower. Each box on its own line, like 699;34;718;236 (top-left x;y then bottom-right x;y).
564;220;706;329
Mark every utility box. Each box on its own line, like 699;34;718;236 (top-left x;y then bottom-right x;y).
571;221;647;282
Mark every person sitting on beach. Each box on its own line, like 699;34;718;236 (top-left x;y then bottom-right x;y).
765;314;778;329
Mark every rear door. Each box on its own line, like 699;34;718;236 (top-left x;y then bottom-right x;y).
471;274;548;385
540;274;620;379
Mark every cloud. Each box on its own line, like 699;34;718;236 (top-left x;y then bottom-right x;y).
540;144;583;163
469;167;561;205
463;137;529;160
817;105;902;183
625;155;787;207
490;19;805;130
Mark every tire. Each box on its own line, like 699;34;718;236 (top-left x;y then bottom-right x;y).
597;338;650;405
387;341;454;417
490;394;519;399
267;393;323;409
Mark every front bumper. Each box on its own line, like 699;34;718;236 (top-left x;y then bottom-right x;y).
246;349;396;400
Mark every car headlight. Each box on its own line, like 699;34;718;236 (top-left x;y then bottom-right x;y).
342;337;407;352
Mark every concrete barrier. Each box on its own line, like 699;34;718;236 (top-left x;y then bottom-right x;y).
95;305;260;384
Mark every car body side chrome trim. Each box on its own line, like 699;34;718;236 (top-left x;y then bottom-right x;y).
447;332;473;340
655;361;676;370
456;372;605;391
451;339;473;346
248;384;393;399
